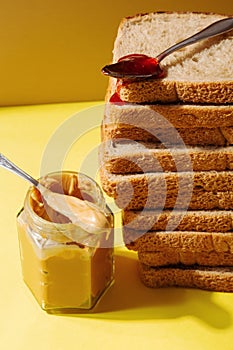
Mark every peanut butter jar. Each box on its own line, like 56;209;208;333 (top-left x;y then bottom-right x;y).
16;171;114;313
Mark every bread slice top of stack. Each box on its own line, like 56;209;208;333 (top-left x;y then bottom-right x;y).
107;11;233;104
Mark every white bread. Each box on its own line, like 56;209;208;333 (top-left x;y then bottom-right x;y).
123;209;233;232
138;263;233;292
123;211;233;265
100;166;233;210
132;231;233;267
109;12;233;103
123;210;233;267
100;140;233;173
139;250;233;267
123;227;233;255
104;103;233;129
102;122;229;146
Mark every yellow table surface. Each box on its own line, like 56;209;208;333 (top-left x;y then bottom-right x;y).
1;101;233;350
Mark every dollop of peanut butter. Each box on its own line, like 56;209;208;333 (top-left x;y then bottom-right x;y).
30;173;111;236
42;189;111;234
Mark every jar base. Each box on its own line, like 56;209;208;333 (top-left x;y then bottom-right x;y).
43;277;114;314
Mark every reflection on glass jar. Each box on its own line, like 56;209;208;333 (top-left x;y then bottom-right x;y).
16;172;114;313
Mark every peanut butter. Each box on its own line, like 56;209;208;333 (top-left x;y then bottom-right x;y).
39;185;111;234
17;172;114;312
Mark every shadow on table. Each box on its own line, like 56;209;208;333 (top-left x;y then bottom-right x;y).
55;250;233;329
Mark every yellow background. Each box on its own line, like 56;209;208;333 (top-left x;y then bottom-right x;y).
0;0;232;106
1;2;233;349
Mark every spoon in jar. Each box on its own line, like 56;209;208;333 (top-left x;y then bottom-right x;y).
0;153;111;234
102;17;233;79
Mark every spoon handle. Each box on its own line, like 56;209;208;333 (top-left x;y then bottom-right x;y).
157;17;233;62
0;153;39;187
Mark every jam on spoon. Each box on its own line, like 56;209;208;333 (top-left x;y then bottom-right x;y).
105;53;165;81
102;17;233;80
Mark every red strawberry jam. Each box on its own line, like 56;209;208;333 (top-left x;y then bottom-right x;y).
109;92;124;103
117;54;164;78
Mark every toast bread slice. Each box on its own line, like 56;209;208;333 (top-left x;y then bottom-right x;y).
100;166;233;210
123;227;233;253
102;122;229;146
138;263;233;292
104;103;233;129
122;209;233;232
139;250;233;267
100;140;233;173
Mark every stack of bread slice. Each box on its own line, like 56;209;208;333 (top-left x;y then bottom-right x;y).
99;12;233;292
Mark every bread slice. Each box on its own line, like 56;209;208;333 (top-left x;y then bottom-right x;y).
105;103;233;129
102;122;228;146
109;12;233;103
123;209;233;232
123;227;233;253
139;250;233;267
100;140;233;173
138;263;233;292
123;211;233;266
100;166;233;210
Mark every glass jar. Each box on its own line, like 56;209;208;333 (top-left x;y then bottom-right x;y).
16;171;114;313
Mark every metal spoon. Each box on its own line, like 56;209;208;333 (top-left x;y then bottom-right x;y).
102;17;233;79
0;153;110;234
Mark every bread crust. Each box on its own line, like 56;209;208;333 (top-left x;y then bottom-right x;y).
100;167;233;210
139;250;233;267
123;228;233;253
123;209;233;232
176;81;233;104
102;123;228;146
118;80;233;104
122;11;232;22
138;263;233;292
104;102;233;129
100;140;233;173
